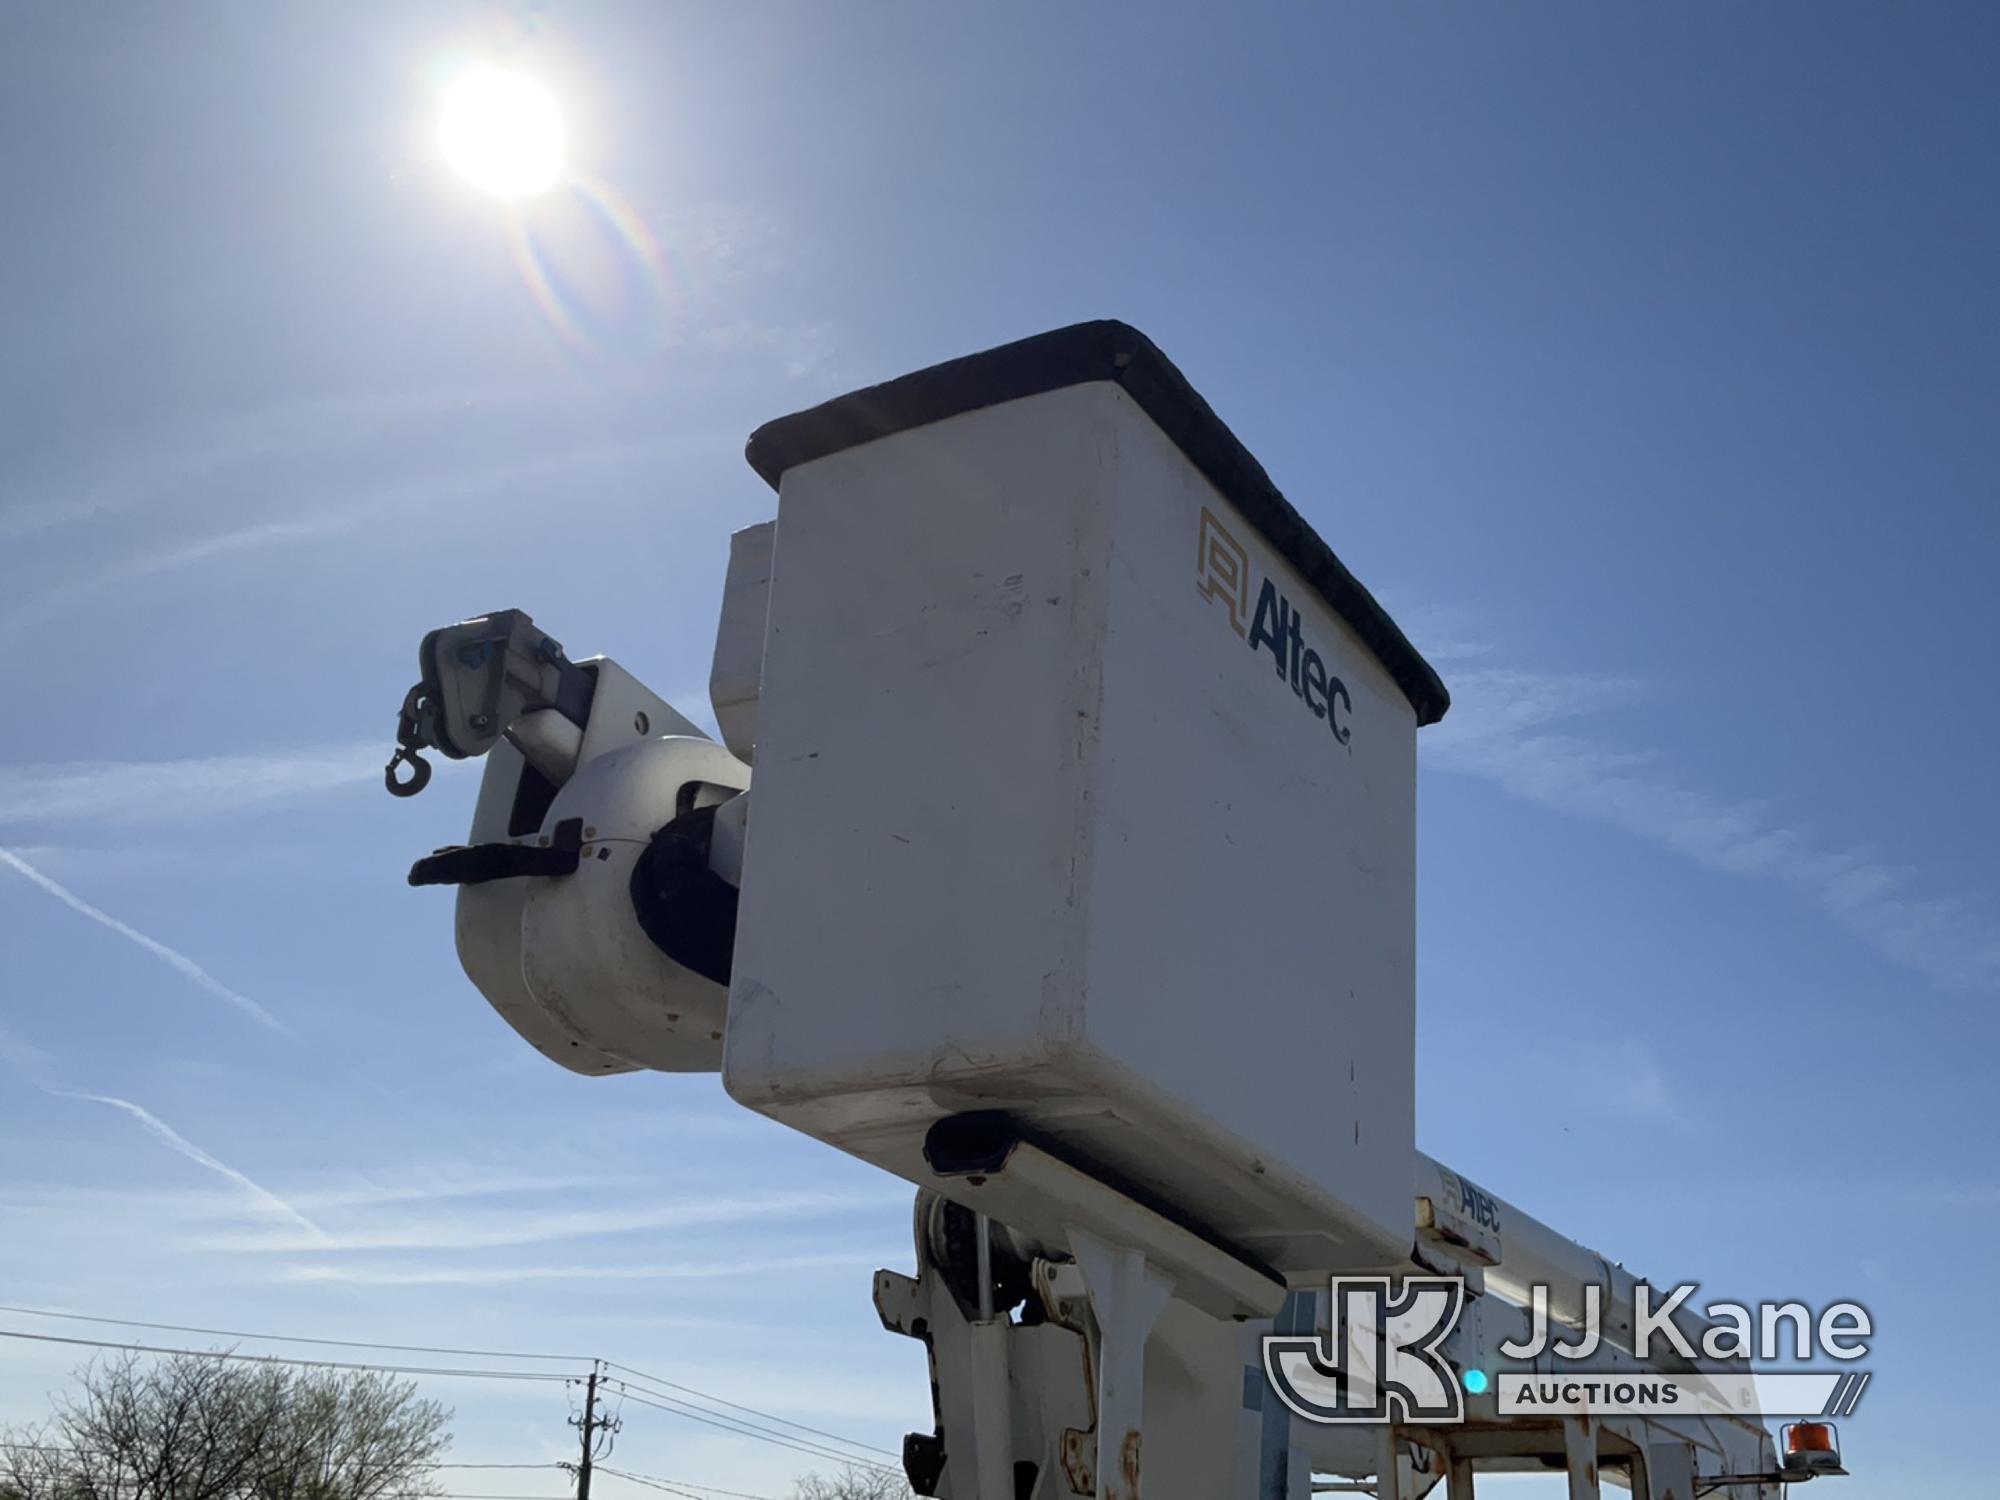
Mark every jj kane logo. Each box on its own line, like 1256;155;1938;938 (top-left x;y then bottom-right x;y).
1197;508;1353;747
1263;1277;1466;1425
1261;1275;1876;1425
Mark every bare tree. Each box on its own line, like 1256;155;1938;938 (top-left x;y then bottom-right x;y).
1;1354;451;1500
790;1466;914;1500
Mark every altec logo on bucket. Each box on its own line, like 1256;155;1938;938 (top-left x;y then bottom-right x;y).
1197;508;1353;747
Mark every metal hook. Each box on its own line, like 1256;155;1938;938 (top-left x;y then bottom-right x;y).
385;682;436;797
384;746;432;798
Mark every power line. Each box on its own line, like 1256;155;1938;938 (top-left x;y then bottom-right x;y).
600;1365;895;1461
0;1305;587;1366
0;1446;574;1496
0;1328;574;1383
1;1449;562;1472
607;1375;889;1465
609;1381;879;1467
1;1448;781;1500
1;1448;558;1470
608;1387;895;1475
611;1387;889;1473
594;1469;727;1500
0;1306;886;1465
2;1478;563;1500
0;1364;888;1485
597;1464;778;1500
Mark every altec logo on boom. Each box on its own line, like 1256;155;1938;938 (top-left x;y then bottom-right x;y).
1197;509;1353;747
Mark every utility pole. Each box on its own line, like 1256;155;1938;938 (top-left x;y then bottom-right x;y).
571;1361;616;1500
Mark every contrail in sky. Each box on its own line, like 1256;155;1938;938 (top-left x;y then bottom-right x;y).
49;1090;326;1242
0;847;285;1033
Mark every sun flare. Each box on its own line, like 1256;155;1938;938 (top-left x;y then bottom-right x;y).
439;66;564;199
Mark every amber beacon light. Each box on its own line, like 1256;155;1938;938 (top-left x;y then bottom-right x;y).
1783;1421;1847;1477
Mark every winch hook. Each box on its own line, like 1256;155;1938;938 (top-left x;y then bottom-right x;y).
384;745;432;797
384;683;435;798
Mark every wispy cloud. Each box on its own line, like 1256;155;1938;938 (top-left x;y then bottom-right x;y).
1555;1041;1693;1128
278;1250;882;1287
1422;662;2000;993
1381;599;1499;668
1908;1181;2000;1211
48;1091;326;1242
0;745;382;828
1;435;714;635
0;1169;639;1227
0;847;284;1031
283;1170;644;1213
693;319;841;381
200;1187;909;1254
0;1017;51;1072
0;387;524;542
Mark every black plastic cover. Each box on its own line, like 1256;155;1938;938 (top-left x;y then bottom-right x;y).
629;805;740;987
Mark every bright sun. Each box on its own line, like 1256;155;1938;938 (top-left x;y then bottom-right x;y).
439;66;564;199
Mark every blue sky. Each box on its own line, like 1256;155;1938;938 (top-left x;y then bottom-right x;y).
2;3;1995;1496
